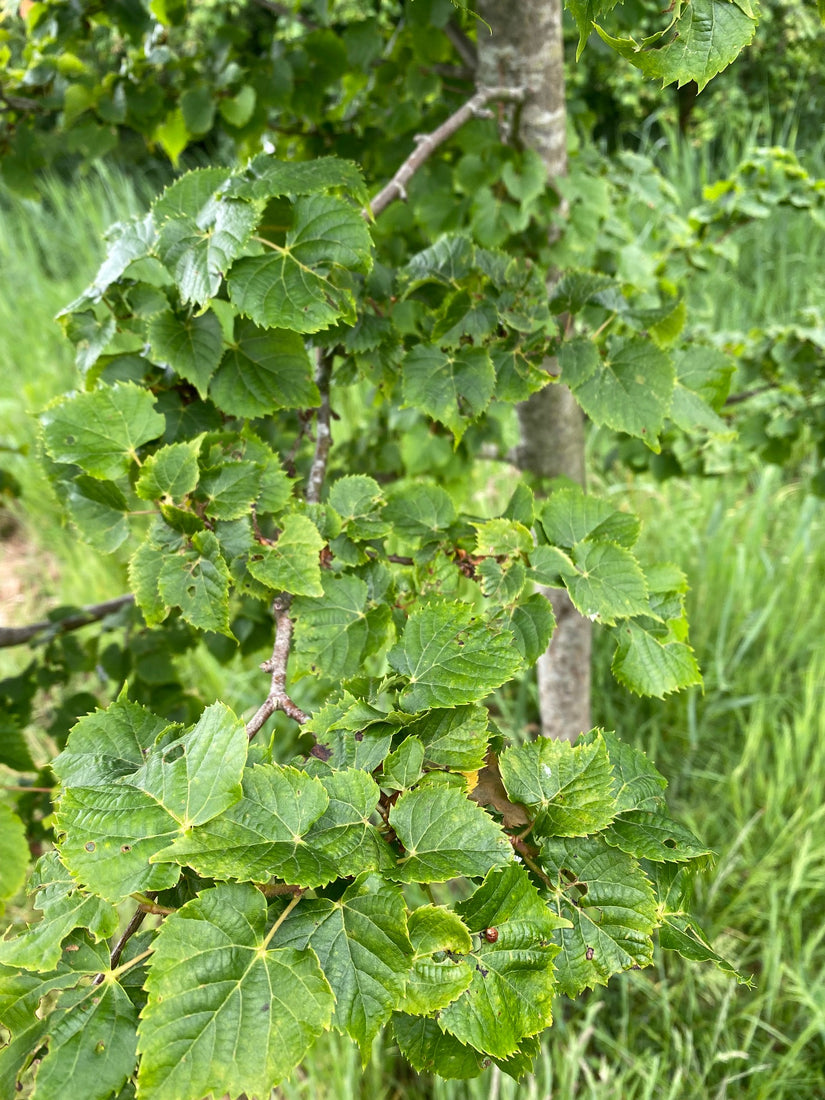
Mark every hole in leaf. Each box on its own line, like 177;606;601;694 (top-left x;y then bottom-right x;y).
121;844;132;853
84;841;96;852
664;838;677;848
163;744;185;764
65;435;76;445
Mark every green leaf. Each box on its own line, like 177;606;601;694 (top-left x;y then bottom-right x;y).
581;729;667;813
198;459;261;520
388;603;523;712
560;336;674;450
383;482;456;542
507;594;556;664
42;383;165;480
0;806;28;909
135;440;202;501
537;485;640;549
404;705;489;771
247;512;325;596
499;735;617;837
128;537;169;625
328;475;389;539
400;905;473;1016
0;853;117;970
157;530;232;635
53;697;177;788
381;737;425;790
219;84;257;127
550;268;618;309
157;766;382;888
228;195;371;333
604;810;713;865
123;702;247;828
210;318;317;416
65;476;130;552
402;346;495;441
389;786;512;883
595;0;757;92
560;540;650;624
540;835;658;995
30;978;138;1100
137;884;335;1099
277;872;413;1051
293;575;371;678
157;194;260;305
439;864;566;1058
63;215;156;308
611;620;702;697
660;915;751;984
302;692;394;772
232;156;368;206
392;1014;485;1079
147;308;225;398
670;345;735;433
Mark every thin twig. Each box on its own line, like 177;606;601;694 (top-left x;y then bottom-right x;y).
367;85;525;219
0;594;135;649
246;595;308;739
725;385;773;407
93;900;152;985
306;348;333;505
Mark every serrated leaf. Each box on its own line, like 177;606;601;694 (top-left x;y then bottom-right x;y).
157;766;382;888
604;810;713;865
388;604;523;712
381;737;425;790
499;735;617;837
392;1014;485;1079
671;345;735;433
64;475;130;552
147;308;225;397
277;872;412;1051
158;529;232;635
507;594;556;664
137;884;335;1099
128;537;169;625
247;512;325;596
303;692;394;772
405;705;489;771
228;195;371;332
383;482;456;542
660;916;752;984
31;979;138;1100
136;440;201;501
439;864;566;1058
293;575;370;678
198;459;261;520
581;729;667;813
156;194;260;305
596;0;757;92
0;853;117;970
538;485;640;549
540;835;658;996
232;155;368;205
328;475;389;539
399;905;474;1016
0;806;28;908
389;786;512;883
611;620;702;697
402;346;495;441
53;697;178;788
210;318;317;416
550;268;618;311
63;214;156;308
42;383;165;480
560;540;650;624
560;336;674;450
123;702;247;828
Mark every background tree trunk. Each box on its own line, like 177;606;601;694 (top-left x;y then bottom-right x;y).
476;0;592;742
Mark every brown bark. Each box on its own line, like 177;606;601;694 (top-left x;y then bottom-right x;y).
477;0;591;742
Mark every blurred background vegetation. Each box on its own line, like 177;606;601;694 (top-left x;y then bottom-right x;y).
1;0;824;1096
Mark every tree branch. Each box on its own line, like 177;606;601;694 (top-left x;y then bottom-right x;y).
0;594;135;649
367;85;525;218
306;347;333;505
246;594;308;739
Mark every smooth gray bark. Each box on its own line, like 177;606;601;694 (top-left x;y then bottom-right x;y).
477;0;591;742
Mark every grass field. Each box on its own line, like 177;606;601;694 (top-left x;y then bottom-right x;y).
1;151;824;1098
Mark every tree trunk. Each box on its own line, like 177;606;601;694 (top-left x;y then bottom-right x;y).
477;0;591;742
